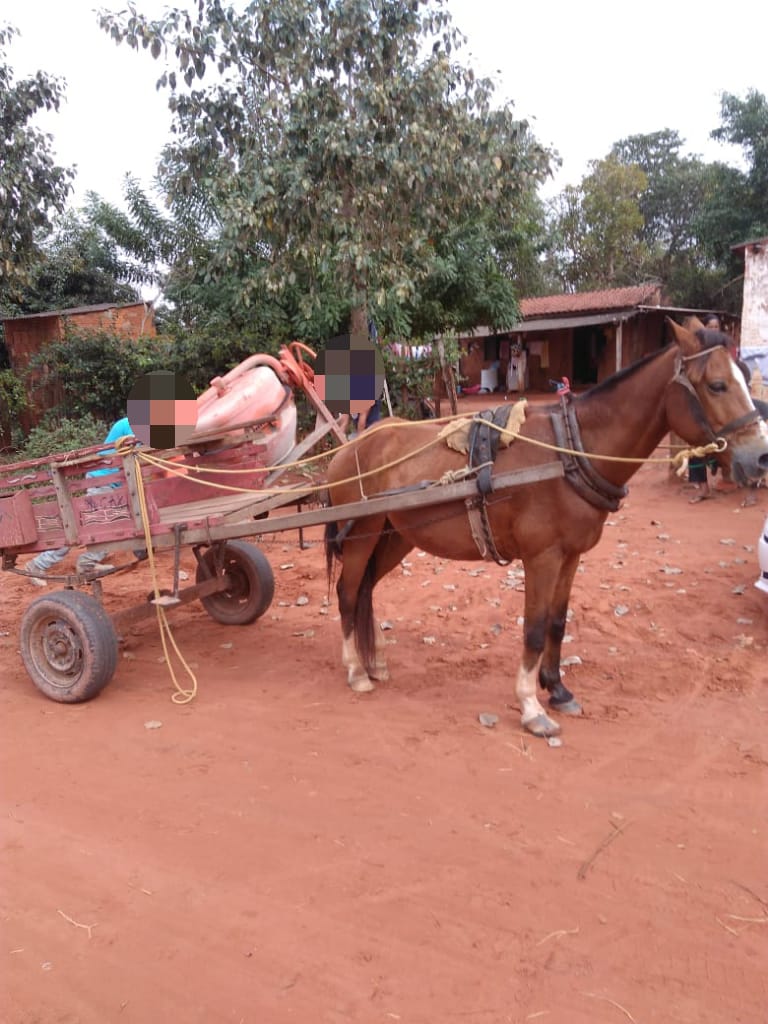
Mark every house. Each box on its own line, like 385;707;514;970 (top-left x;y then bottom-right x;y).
731;237;768;392
456;284;739;394
0;302;156;437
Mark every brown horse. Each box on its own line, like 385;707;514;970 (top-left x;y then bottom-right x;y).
324;320;768;737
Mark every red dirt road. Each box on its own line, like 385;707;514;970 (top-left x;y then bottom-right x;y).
2;455;767;1024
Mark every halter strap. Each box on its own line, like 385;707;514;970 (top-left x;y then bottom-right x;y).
673;352;762;440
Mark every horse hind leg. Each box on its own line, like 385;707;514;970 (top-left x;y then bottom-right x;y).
332;517;387;694
368;526;414;682
538;553;583;717
335;518;412;693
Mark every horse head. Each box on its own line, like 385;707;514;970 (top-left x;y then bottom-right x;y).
666;318;768;485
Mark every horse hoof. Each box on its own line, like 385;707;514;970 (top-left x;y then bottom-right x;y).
523;713;561;738
349;677;376;694
549;697;583;716
371;665;390;682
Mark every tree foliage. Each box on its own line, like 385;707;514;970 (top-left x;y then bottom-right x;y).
29;326;173;423
544;92;768;310
712;89;768;238
13;200;144;313
545;156;647;290
0;24;74;303
99;0;552;337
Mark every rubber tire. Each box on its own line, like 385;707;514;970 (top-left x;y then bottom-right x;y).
20;590;118;703
196;541;275;626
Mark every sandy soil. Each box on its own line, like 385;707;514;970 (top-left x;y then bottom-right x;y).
2;423;767;1024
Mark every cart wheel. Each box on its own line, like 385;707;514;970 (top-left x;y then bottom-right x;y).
20;590;118;703
196;541;275;625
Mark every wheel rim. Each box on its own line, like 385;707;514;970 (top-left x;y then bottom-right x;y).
217;560;249;605
30;616;85;690
196;541;274;625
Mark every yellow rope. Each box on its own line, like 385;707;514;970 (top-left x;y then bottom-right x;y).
133;431;447;498
133;448;198;705
117;407;727;509
488;419;726;467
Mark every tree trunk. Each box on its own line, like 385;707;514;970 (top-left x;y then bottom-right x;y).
349;303;368;337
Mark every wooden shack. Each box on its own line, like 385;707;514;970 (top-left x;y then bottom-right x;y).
456;284;740;395
0;302;156;439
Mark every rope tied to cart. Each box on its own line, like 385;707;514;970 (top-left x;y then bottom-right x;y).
128;409;725;505
132;447;199;704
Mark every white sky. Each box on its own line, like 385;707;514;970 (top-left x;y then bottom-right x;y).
4;0;767;210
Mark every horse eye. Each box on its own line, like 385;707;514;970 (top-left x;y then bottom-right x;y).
707;380;728;394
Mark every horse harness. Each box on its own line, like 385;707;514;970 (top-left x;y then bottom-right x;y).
462;400;628;563
550;393;628;513
465;408;515;565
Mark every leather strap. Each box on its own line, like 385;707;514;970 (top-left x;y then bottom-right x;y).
550;394;628;513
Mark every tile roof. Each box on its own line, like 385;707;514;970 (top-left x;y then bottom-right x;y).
0;302;149;322
520;284;662;318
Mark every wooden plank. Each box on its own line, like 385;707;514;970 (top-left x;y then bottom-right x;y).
153;483;314;526
63;461;564;556
94;460;564;554
221;485;314;522
121;451;149;533
111;576;226;629
299;384;349;444
263;418;338;488
48;466;80;544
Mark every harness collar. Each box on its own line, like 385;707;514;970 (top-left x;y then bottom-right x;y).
550;393;628;513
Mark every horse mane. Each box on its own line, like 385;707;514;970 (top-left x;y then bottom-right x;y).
581;343;673;400
581;329;730;402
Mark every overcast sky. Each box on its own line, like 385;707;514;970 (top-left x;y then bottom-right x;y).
5;0;767;210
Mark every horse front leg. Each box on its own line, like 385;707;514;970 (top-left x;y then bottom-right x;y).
515;552;563;738
538;552;583;716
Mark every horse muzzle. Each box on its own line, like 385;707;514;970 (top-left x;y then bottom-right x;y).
729;436;768;485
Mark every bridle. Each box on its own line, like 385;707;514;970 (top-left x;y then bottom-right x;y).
673;347;762;444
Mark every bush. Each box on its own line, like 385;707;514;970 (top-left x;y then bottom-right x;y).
28;326;174;423
0;369;29;451
18;413;108;461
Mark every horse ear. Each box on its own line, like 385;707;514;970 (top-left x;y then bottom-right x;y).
666;316;700;356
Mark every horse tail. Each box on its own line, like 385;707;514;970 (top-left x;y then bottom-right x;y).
325;520;341;583
354;554;377;677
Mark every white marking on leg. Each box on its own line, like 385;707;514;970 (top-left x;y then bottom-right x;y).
341;633;375;693
516;659;547;724
372;631;390;682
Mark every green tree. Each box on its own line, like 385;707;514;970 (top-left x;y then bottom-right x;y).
545;156;647;290
712;89;768;239
99;0;552;338
611;130;710;256
15;201;143;313
609;129;728;305
0;24;74;303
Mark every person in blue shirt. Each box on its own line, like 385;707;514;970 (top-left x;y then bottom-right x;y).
23;418;139;585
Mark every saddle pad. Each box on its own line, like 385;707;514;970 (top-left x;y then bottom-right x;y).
438;400;527;454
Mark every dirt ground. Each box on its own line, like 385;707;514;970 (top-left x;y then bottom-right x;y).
2;420;767;1024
